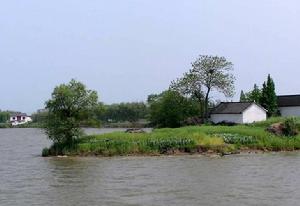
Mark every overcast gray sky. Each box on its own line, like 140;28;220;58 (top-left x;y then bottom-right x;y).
1;0;300;113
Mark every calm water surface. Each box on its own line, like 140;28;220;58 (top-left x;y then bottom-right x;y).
1;128;300;206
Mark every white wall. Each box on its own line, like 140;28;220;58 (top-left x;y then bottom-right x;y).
242;104;267;124
10;116;32;125
24;117;32;122
210;114;243;124
279;106;300;117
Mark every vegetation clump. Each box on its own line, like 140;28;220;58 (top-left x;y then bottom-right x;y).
282;117;299;137
216;133;257;145
148;90;201;128
239;74;278;117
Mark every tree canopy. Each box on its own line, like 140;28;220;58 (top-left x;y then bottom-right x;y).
148;90;201;128
171;55;235;120
240;74;277;117
240;84;262;103
99;102;148;123
44;79;98;145
261;74;278;117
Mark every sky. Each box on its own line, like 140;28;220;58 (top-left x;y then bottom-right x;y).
1;0;300;114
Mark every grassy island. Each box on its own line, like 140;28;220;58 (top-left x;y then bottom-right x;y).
43;117;300;157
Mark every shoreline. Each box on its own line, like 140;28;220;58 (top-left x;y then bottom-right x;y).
41;123;300;157
43;146;300;158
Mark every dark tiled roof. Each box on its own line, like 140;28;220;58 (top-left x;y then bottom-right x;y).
10;113;28;117
211;102;256;114
277;95;300;107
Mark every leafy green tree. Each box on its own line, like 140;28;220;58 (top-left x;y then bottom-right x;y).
260;74;278;116
148;90;200;128
44;79;98;145
170;55;235;120
170;72;205;118
0;111;10;123
248;84;262;103
240;90;247;102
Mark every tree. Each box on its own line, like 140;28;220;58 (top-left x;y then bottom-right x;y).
260;74;278;117
248;84;262;103
170;55;235;120
31;110;48;124
148;90;200;128
0;111;10;123
99;102;148;124
170;72;205;119
44;79;98;145
240;90;247;102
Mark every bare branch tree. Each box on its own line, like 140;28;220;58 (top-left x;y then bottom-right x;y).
170;55;235;120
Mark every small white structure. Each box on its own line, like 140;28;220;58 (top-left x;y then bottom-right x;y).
210;102;267;124
10;113;32;126
278;95;300;117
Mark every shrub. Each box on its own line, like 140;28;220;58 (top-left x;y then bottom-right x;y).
282;117;299;137
42;148;50;157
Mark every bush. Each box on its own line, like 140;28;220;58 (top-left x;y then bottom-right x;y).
42;148;50;157
283;117;299;137
148;90;201;128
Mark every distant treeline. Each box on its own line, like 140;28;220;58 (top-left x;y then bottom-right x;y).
0;111;10;123
31;102;150;128
31;96;210;129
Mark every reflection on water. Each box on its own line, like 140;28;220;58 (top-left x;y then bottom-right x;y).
1;128;300;206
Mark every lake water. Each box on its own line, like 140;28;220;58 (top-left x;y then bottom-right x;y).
1;128;300;206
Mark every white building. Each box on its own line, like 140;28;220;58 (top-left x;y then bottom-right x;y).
10;113;32;126
210;102;267;124
278;95;300;117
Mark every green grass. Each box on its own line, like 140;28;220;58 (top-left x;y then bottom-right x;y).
0;122;43;129
43;117;300;156
45;127;235;156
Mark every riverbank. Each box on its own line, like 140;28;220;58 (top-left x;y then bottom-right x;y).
42;118;300;157
0;122;42;128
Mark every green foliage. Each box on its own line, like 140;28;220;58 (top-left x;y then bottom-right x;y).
0;111;10;123
0;123;11;128
249;84;262;103
31;111;48;125
283;117;299;137
250;117;288;127
240;84;262;103
216;133;257;145
42;147;50;157
170;55;235;120
241;74;277;117
148;90;201;128
260;74;278;117
43;119;300;156
100;102;148;124
54;127;228;156
44;79;98;145
240;90;247;102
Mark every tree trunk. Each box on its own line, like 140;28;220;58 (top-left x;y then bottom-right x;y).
204;88;211;122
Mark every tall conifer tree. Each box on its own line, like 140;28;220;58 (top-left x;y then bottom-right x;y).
260;74;278;117
240;90;247;102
